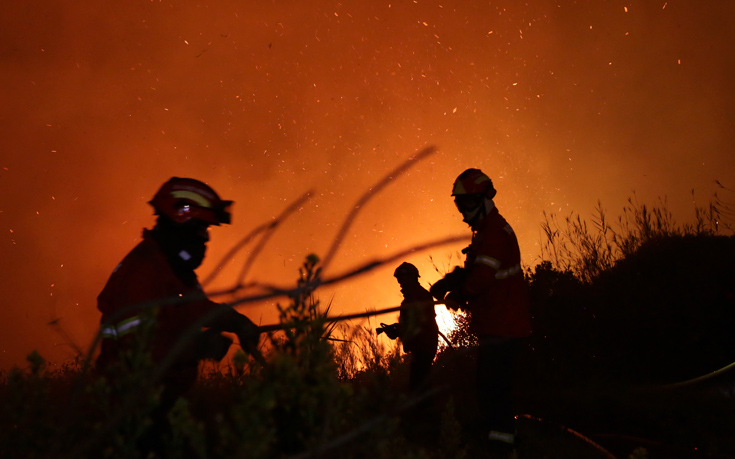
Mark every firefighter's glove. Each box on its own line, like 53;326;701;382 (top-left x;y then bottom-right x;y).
430;267;465;301
234;314;261;355
430;278;452;301
447;266;466;282
444;291;466;311
376;323;399;340
195;328;233;362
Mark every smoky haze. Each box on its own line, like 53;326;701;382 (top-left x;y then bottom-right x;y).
1;1;733;370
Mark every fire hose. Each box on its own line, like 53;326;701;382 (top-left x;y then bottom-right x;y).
253;302;454;349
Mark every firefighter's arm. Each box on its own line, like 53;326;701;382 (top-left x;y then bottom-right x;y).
205;306;264;363
192;297;257;346
430;266;466;301
376;323;399;339
219;309;261;352
194;328;233;362
461;254;499;302
443;290;467;311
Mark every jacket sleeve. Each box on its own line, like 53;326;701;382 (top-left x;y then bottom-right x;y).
461;234;502;299
98;248;173;322
207;306;261;352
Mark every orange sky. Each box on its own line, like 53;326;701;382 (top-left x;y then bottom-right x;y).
1;0;734;371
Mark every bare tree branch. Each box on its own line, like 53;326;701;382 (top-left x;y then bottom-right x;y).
201;189;314;288
320;145;437;272
212;232;469;306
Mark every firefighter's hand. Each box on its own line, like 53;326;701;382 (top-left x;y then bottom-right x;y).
195;329;233;362
430;277;452;301
376;323;399;340
234;315;260;353
447;266;466;282
444;291;466;311
233;315;268;365
430;267;465;301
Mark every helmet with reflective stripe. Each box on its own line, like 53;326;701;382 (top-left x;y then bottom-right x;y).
451;168;497;199
394;262;420;279
149;177;232;225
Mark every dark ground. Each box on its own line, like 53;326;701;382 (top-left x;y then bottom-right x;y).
406;344;735;459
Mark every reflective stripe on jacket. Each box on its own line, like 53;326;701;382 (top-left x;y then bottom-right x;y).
100;315;144;339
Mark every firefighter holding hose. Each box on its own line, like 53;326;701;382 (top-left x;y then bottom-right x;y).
378;262;439;392
430;168;532;453
95;177;260;455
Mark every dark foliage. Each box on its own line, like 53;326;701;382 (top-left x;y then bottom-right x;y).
524;233;735;384
3;194;735;458
590;234;735;383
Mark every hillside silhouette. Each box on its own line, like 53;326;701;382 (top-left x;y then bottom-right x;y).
526;233;735;384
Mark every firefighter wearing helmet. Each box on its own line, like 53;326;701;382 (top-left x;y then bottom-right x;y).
378;262;439;392
430;168;531;452
95;177;260;455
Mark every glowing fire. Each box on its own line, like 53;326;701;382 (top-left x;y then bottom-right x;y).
434;304;465;349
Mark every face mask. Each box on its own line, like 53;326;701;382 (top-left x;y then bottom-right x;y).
460;206;482;225
455;196;495;227
154;217;210;271
178;221;210;269
177;240;207;270
455;194;483;225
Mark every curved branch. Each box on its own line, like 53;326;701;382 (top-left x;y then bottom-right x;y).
320;145;437;272
216;233;469;307
202;190;314;287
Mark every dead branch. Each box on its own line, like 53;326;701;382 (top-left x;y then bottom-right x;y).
320;145;437;272
201;189;314;287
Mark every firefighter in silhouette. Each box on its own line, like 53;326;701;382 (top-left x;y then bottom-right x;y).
95;177;260;456
378;262;439;392
430;168;531;450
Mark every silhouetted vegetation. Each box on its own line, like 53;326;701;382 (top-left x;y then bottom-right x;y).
2;189;735;458
528;192;735;384
516;190;735;458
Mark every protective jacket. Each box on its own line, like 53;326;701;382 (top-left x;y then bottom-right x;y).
96;229;247;391
461;207;532;337
398;283;438;354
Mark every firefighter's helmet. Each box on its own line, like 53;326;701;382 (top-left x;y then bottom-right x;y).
149;177;232;225
451;168;496;198
394;262;420;279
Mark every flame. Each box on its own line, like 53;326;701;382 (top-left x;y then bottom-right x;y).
434;304;461;340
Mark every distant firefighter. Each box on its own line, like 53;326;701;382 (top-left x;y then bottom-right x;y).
378;262;439;392
430;168;532;451
94;177;260;454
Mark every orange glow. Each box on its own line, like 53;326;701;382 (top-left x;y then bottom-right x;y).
1;0;734;371
434;304;465;350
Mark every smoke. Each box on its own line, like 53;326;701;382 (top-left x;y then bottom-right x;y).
1;0;733;370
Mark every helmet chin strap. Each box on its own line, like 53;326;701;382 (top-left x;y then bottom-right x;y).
462;198;495;227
